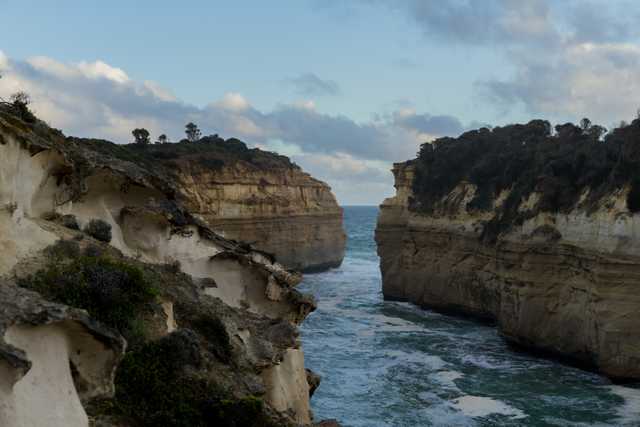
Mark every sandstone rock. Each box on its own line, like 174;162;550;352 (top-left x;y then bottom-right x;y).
0;107;327;426
0;280;125;427
377;160;640;381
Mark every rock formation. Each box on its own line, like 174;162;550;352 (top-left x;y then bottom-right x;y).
376;119;640;380
71;135;346;272
0;105;338;426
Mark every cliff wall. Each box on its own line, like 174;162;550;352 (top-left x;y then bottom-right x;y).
168;151;345;272
0;108;335;426
376;120;640;380
77;135;346;273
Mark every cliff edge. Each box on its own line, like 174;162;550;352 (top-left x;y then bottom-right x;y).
77;136;346;272
376;119;640;380
0;104;338;426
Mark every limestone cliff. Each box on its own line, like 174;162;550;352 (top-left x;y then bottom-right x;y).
376;120;640;380
0;105;338;426
74;135;346;272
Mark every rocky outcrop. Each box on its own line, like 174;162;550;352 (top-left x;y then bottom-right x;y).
70;134;345;272
0;106;333;426
0;282;125;427
167;147;346;272
376;120;640;380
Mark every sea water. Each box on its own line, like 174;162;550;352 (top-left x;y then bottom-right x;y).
299;206;640;427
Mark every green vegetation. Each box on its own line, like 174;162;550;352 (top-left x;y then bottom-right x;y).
114;331;277;427
61;214;80;230
19;252;157;344
412;119;640;241
7;91;37;124
132;128;151;145
191;315;233;363
70;132;296;175
84;219;112;243
185;122;202;142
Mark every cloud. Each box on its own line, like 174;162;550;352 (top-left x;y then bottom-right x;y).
358;1;640;125
0;52;469;203
479;41;640;124
374;0;557;46
285;72;341;96
392;108;464;139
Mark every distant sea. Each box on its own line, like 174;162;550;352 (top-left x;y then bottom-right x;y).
299;206;640;427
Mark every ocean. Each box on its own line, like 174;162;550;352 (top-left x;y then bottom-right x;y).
299;206;640;427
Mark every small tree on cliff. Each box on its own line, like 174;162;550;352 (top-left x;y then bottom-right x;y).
132;128;150;145
8;91;37;123
185;122;201;142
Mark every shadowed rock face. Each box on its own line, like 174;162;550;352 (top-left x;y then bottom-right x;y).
376;120;640;381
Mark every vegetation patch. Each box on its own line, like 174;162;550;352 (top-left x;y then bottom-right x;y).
84;218;112;243
412;119;640;241
19;253;157;345
114;331;276;427
191;315;233;363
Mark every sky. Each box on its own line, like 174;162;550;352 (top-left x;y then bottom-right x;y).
2;0;640;204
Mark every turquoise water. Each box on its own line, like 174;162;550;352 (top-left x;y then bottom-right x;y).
299;206;640;427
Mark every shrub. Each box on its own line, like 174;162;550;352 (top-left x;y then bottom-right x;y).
61;214;80;230
191;315;233;363
115;331;274;427
42;211;62;221
163;259;182;274
84;244;103;258
44;239;81;259
85;219;112;243
20;255;157;344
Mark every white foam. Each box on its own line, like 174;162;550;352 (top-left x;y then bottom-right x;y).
609;385;640;426
430;370;464;390
450;395;527;420
384;350;448;370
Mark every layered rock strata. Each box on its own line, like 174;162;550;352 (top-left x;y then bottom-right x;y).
168;149;346;272
376;120;640;380
0;107;334;426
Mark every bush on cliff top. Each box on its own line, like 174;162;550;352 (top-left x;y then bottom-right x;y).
412;119;640;241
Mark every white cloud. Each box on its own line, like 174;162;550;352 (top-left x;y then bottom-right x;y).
0;53;449;203
215;92;250;111
77;60;130;83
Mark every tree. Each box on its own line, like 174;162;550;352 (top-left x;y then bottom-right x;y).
587;125;607;141
185;122;201;142
132;128;150;145
579;117;592;132
8;91;36;123
156;134;168;144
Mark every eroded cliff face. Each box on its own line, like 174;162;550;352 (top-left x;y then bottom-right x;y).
0;109;333;426
170;156;345;272
376;121;640;381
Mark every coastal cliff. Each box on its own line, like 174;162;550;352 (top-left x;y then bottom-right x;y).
164;141;345;272
376;119;640;380
0;105;337;426
84;136;346;272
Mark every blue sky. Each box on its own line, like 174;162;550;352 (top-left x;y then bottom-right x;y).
2;0;640;204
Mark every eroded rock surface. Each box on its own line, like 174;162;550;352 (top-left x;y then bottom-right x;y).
0;106;330;426
376;120;640;380
0;282;125;427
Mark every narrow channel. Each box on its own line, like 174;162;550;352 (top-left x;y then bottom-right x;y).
300;206;640;427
